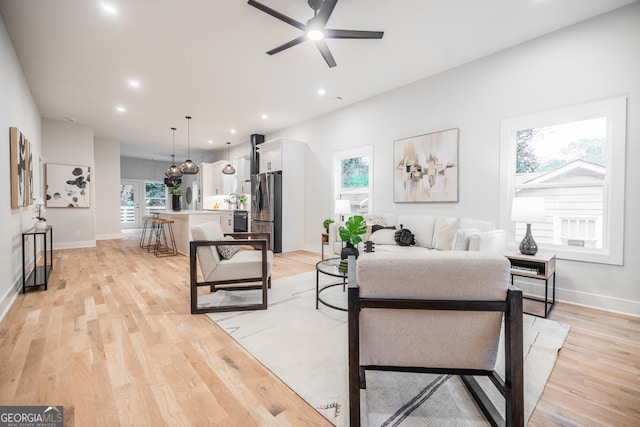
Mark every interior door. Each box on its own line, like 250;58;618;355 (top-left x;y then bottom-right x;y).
120;180;140;229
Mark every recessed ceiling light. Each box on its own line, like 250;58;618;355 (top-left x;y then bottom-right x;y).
129;80;140;88
101;3;118;16
261;114;268;120
208;140;213;144
318;88;326;96
230;129;236;134
116;106;126;113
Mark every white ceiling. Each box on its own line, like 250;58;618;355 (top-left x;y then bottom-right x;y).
1;0;636;161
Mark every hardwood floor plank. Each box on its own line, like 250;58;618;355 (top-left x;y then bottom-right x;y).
0;233;637;426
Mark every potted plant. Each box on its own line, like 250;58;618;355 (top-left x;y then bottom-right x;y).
168;186;183;211
323;218;335;233
33;196;47;230
238;194;248;210
338;215;367;260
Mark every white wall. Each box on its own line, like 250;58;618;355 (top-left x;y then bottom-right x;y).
95;138;121;240
0;16;42;320
41;119;96;249
268;4;640;316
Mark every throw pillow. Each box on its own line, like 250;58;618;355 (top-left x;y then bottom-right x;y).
362;215;387;241
371;224;396;234
452;228;481;251
217;236;239;260
394;226;416;246
433;218;460;251
369;229;397;245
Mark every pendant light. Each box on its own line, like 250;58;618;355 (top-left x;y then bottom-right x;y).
165;127;183;178
180;115;199;174
222;142;236;175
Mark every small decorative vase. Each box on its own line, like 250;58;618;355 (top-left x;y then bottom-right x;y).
172;194;181;211
341;242;360;260
519;223;538;255
35;220;47;230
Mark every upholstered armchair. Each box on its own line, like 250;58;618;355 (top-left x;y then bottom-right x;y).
348;251;524;426
190;221;273;314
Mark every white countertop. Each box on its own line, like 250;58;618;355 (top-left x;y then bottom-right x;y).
159;210;230;216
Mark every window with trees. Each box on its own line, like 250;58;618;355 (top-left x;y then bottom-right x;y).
333;145;373;216
500;97;626;265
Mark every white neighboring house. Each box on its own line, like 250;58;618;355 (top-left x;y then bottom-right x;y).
515;160;605;249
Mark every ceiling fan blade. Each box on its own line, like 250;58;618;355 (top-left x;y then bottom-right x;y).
315;39;337;68
315;0;338;26
325;29;384;39
266;35;307;55
247;0;306;31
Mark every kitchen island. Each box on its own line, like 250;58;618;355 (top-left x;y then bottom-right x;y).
158;210;234;255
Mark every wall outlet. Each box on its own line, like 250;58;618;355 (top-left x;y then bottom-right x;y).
75;230;81;236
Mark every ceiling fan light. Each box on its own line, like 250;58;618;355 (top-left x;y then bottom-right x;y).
222;164;236;175
307;29;324;41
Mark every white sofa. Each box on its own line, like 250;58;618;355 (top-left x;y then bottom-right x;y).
328;213;506;255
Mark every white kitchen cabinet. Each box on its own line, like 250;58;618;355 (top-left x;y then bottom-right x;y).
234;155;251;194
211;161;236;195
257;139;283;172
219;211;233;233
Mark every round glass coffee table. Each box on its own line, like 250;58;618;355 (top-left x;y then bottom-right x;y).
316;257;347;311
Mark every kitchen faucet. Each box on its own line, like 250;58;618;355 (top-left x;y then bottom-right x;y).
228;193;238;210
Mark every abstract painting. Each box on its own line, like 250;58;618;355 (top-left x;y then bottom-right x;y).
46;163;91;208
10;127;31;208
393;128;459;203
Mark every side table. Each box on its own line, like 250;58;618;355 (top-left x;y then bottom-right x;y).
505;251;556;318
321;232;329;260
22;225;53;293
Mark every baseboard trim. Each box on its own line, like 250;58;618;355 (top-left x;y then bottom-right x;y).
0;278;21;324
96;233;123;241
54;240;97;250
513;277;639;318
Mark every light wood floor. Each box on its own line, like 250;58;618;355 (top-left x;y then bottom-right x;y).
0;234;638;426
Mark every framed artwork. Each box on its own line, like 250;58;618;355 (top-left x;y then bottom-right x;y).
393;128;459;203
10;127;32;208
46;163;91;208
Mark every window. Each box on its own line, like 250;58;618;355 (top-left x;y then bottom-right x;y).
145;181;167;215
333;145;373;216
500;97;626;265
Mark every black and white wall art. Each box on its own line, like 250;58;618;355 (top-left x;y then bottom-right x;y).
46;163;91;208
10;127;32;208
393;128;459;203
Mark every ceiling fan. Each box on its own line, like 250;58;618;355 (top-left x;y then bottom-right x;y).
247;0;384;68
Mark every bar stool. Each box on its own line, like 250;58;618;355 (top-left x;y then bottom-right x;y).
140;215;155;248
153;219;177;257
142;218;161;252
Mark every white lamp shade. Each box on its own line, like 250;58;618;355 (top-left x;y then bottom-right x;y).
334;199;351;215
511;196;546;223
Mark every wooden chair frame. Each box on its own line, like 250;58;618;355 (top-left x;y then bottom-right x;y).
347;258;524;427
190;232;271;314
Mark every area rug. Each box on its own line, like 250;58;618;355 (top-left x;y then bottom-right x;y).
206;272;569;426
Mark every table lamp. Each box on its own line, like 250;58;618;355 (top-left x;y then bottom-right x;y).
511;196;545;255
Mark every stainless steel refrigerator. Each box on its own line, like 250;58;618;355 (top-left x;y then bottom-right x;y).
251;171;282;253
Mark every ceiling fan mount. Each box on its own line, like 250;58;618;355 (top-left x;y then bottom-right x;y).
248;0;384;68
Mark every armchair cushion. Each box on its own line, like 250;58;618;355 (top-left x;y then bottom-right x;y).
356;251;510;370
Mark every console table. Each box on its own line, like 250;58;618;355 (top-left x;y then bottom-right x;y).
505;251;556;318
22;226;53;293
